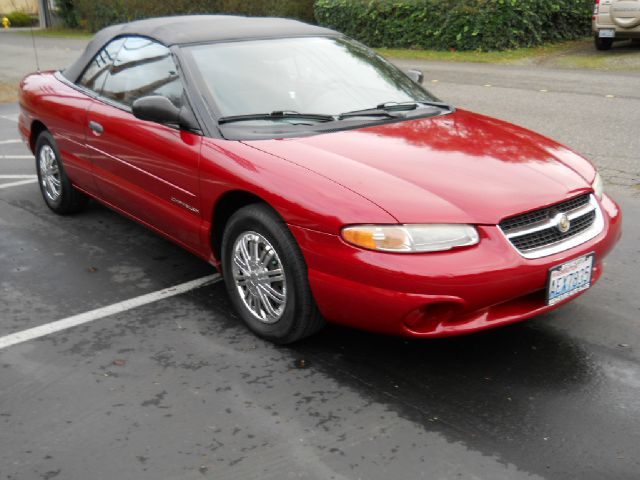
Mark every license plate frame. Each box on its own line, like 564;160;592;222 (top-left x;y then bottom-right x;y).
599;29;616;38
546;253;595;306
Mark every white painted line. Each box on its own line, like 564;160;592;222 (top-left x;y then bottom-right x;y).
0;155;33;159
0;114;19;123
0;178;37;189
0;174;37;179
0;139;22;145
0;274;222;351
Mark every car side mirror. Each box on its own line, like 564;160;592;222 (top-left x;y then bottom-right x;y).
406;69;424;84
132;96;199;132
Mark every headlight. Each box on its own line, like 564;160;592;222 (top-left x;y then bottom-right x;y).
592;172;604;199
341;224;479;253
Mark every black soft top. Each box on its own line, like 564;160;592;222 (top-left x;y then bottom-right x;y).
62;15;339;82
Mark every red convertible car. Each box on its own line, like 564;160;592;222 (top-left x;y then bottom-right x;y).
19;16;621;343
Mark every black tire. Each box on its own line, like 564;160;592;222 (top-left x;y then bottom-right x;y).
35;130;89;214
221;203;324;344
595;35;614;51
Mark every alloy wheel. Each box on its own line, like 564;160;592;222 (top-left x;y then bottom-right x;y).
38;144;62;203
231;231;287;324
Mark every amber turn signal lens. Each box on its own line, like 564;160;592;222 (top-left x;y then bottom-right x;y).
342;226;409;251
341;224;479;253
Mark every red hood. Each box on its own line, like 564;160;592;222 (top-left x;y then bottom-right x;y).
243;109;596;224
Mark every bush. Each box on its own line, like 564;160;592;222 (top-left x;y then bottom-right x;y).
57;0;79;28
72;0;316;32
5;11;37;27
314;0;594;51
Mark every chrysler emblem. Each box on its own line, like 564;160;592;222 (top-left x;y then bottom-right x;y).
555;213;571;233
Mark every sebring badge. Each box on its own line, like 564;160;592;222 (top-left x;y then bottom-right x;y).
554;213;571;233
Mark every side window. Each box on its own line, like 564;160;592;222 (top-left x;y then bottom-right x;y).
101;37;184;109
77;38;125;92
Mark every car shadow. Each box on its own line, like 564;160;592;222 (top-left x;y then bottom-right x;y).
287;310;593;433
291;313;594;397
609;39;640;52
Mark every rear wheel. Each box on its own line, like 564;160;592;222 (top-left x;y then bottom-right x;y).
221;203;324;344
595;35;614;51
35;131;88;214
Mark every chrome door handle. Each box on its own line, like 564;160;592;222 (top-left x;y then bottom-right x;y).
88;121;104;135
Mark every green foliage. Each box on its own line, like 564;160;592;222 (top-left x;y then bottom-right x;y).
314;0;594;51
5;11;36;27
71;0;316;32
56;0;79;28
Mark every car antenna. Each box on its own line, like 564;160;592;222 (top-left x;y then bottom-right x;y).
29;23;40;72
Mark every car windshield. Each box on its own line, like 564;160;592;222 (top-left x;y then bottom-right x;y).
186;36;438;119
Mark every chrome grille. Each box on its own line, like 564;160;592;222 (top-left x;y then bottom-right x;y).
499;194;603;259
499;194;590;233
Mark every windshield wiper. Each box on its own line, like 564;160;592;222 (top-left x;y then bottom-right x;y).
338;108;404;120
383;100;452;110
218;111;335;125
338;100;452;120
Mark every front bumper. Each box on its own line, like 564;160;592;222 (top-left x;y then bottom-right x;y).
290;194;622;337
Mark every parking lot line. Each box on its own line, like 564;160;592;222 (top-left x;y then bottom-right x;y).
0;273;221;350
0;155;33;159
0;178;37;189
0;139;22;145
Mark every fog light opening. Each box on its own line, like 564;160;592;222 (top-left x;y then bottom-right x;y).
403;302;461;333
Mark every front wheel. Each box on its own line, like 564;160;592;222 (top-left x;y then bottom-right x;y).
595;35;614;51
221;204;324;344
35;131;88;214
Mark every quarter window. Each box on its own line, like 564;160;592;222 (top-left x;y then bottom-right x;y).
101;37;184;109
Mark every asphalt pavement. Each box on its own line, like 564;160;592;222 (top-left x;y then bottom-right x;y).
1;32;640;480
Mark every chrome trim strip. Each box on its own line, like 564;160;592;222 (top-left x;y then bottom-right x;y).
505;202;596;238
502;195;604;259
57;133;86;148
86;144;196;198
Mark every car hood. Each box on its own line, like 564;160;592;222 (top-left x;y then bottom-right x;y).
243;109;596;225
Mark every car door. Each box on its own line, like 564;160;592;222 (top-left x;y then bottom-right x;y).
51;38;126;195
85;36;204;254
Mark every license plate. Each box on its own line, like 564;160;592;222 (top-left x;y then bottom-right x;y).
546;253;595;306
599;29;615;38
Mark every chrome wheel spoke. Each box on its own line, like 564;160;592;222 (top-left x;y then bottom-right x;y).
245;290;257;310
256;287;278;318
234;272;249;286
259;268;283;283
239;239;251;264
252;238;260;261
231;231;287;324
257;283;285;305
252;292;265;319
233;255;250;276
259;247;274;265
